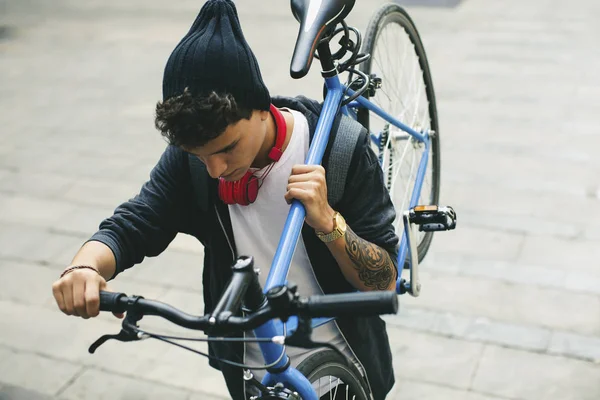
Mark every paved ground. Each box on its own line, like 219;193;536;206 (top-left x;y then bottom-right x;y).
1;0;600;399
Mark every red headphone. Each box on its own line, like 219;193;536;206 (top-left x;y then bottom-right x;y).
218;104;287;206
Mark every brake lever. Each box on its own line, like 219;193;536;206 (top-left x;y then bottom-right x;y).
283;314;349;368
88;311;144;354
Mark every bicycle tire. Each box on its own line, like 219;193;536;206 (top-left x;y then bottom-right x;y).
357;3;441;265
296;349;370;400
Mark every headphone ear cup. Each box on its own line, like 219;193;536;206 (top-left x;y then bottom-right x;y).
218;178;234;205
237;171;254;206
247;175;259;204
218;172;259;206
233;178;245;205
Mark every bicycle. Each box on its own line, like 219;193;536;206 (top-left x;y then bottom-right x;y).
90;1;456;399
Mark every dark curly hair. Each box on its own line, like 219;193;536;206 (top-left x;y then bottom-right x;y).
155;89;252;149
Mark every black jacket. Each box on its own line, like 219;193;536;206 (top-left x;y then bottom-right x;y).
91;96;399;399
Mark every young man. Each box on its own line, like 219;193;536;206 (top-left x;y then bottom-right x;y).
51;1;399;398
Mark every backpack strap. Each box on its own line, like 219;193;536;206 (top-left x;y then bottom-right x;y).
326;115;364;206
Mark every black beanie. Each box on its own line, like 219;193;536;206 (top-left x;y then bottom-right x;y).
162;0;271;111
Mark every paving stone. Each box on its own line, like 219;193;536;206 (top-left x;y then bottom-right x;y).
185;391;230;400
387;326;484;389
549;332;600;363
0;345;82;397
472;345;600;400
429;226;524;262
60;179;141;208
0;193;75;229
0;223;85;265
54;204;115;237
388;380;502;400
386;306;552;354
0;384;55;400
120;247;204;292
0;259;61;307
0;171;75;198
58;368;190;400
135;341;230;398
402;270;600;336
462;317;552;353
423;254;600;296
518;235;600;274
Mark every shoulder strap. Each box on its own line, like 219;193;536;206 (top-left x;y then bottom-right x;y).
326;115;364;206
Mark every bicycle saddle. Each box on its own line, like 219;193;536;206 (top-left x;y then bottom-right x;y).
290;0;356;78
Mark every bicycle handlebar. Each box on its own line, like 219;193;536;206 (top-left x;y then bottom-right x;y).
99;288;398;334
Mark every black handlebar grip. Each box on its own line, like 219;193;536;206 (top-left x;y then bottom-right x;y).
305;291;398;318
99;291;127;313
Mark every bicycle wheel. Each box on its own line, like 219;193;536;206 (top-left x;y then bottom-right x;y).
357;3;441;264
296;349;370;400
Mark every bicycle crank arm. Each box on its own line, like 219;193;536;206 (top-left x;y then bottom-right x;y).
402;210;421;297
401;205;457;297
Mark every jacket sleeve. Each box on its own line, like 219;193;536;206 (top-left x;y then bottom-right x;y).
335;131;399;267
88;145;197;278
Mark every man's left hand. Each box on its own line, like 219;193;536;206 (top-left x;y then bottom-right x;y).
285;164;335;233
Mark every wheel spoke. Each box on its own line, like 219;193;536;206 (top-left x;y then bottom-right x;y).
360;5;439;256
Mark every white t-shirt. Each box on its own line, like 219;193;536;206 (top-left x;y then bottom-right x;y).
228;109;363;384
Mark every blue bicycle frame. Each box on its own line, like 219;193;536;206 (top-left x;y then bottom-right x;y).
250;73;432;398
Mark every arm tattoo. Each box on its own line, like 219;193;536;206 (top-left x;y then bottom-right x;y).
344;226;396;290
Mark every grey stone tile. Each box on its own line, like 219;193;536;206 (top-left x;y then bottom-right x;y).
55;204;115;237
463;317;551;353
0;259;62;307
430;226;525;262
0;193;75;229
549;332;600;363
459;210;581;240
0;346;82;397
185;391;229;400
472;345;600;400
121;247;204;292
0;384;55;400
387;326;484;389
135;342;230;397
0;171;75;199
423;254;600;296
0;224;85;265
388;380;501;400
402;271;600;336
58;368;190;400
518;235;600;274
60;179;140;208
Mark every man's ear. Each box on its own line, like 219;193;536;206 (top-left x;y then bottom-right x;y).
258;109;270;122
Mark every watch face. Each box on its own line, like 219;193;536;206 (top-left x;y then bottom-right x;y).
335;213;347;231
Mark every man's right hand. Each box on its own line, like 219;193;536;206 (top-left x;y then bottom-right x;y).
52;267;123;319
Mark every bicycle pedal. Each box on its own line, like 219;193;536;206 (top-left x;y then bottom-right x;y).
409;205;457;232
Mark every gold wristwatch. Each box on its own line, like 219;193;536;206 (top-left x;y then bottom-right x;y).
316;211;347;243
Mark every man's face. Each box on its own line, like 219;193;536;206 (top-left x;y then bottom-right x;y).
185;110;269;181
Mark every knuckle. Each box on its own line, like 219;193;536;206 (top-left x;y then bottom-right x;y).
52;281;61;294
87;297;100;311
73;298;86;311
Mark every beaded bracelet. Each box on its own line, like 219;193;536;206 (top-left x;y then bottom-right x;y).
60;265;99;278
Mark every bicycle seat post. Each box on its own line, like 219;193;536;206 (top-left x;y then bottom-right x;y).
316;41;337;78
